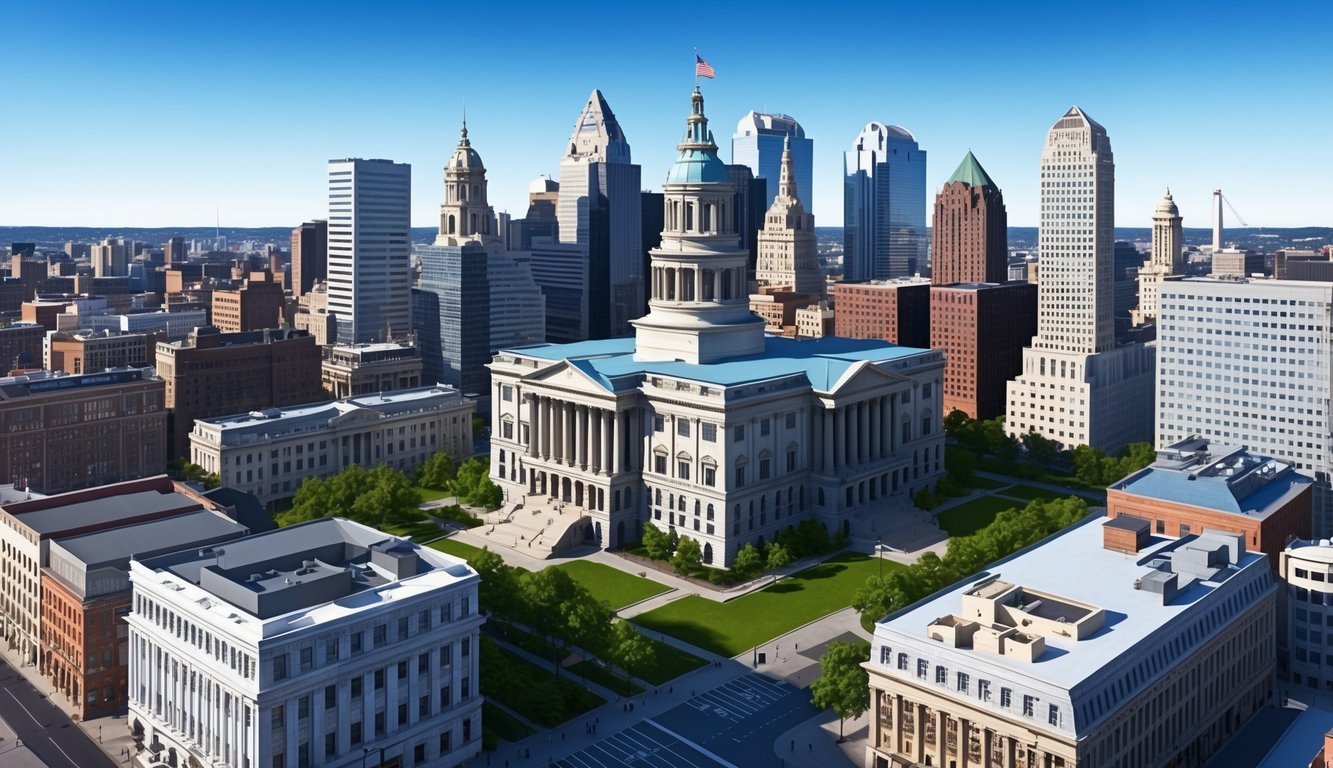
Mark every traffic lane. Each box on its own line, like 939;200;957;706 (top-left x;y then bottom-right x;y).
0;658;117;768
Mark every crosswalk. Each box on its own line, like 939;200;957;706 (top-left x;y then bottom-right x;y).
556;721;729;768
683;676;794;724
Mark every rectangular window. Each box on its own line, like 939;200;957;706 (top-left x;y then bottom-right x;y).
785;412;796;429
273;655;288;682
655;454;667;474
978;679;990;701
439;731;451;754
324;685;335;710
703;466;716;486
956;672;969;694
677;419;690;438
351;633;363;655
298;695;309;721
935;666;947;684
733;424;745;442
760;418;770;436
351;678;363;698
501;385;513;402
653;415;664;432
734;465;745;487
272;704;285;731
897;653;909;671
702;423;717;442
1000;688;1012;708
1023;695;1035;717
325;638;339;663
350;722;362;747
374;624;387;647
879;646;891;665
299;646;313;673
1048;704;1060;726
917;659;928;679
375;669;385;690
678;461;690;481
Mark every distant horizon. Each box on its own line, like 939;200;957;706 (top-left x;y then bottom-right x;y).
4;1;1329;229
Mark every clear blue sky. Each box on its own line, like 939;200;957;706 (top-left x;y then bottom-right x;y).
3;0;1329;230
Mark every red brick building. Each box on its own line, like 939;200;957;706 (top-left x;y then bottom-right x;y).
930;282;1036;420
210;270;285;332
831;278;931;348
931;152;1008;286
155;326;323;457
1106;438;1312;568
291;220;328;298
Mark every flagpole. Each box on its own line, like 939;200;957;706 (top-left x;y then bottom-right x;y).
693;47;698;87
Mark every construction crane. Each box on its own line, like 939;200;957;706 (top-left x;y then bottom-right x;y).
1220;193;1248;228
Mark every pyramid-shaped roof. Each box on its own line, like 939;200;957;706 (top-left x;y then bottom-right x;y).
946;151;997;189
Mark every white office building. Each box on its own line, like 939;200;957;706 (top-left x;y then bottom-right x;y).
88;309;210;340
867;515;1276;768
127;518;482;768
327;159;412;345
189;385;475;507
1005;107;1155;452
1157;277;1333;535
489;87;944;566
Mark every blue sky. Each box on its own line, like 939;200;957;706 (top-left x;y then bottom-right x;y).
3;0;1328;229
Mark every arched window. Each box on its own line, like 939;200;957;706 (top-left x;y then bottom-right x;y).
447;215;456;235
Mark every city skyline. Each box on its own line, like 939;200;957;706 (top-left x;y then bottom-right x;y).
4;1;1329;230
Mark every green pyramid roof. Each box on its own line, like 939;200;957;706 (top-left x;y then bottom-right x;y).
946;151;997;189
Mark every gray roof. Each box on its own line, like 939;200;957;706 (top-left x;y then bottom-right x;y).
12;488;203;536
53;508;247;569
1110;441;1313;518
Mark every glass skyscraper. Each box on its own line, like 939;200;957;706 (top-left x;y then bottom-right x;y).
326;158;411;344
843;123;926;281
731;111;812;211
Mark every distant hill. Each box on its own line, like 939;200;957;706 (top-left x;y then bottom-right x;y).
816;226;1332;253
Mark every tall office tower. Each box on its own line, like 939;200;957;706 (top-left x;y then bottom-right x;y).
931;151;1008;285
90;237;127;277
554;90;643;338
843;123;927;281
290;219;328;298
1004;107;1155;452
1157;277;1333;536
724;164;767;278
1112;241;1141;340
732;111;813;210
326;159;411;344
1130;190;1183;327
162;236;186;265
413;124;544;408
754;138;822;295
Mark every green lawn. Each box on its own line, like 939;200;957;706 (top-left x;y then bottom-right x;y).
935;495;1022;537
632;552;901;657
969;475;1008;490
994;484;1072;502
479;639;604;727
380;518;444;542
553;560;671;610
416;486;453;503
482;702;532;743
638;637;708;684
567;659;644;696
428;536;486;563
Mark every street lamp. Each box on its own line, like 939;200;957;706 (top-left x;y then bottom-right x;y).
876;536;883;579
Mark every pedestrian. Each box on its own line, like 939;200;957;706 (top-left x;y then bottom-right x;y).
790;740;795;752
808;743;812;752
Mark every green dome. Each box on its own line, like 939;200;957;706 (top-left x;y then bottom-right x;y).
664;87;728;186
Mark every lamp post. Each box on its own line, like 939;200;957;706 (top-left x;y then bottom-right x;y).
876;536;883;579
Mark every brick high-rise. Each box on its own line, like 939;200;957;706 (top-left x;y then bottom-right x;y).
930;282;1037;420
931;151;1007;285
290;219;327;298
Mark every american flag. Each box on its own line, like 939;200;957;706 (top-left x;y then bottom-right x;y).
695;55;715;79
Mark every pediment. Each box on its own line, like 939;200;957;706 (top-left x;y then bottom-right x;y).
821;359;912;396
523;359;612;394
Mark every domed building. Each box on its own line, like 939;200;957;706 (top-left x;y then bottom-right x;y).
488;88;944;566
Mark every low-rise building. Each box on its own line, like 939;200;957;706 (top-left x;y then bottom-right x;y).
321;342;424;399
1281;541;1333;694
44;329;157;374
0;367;166;495
866;515;1276;768
211;270;286;332
87;308;208;340
0;322;46;371
1107;438;1311;568
41;502;247;719
127;518;483;768
793;303;833;338
832;278;932;347
190;385;474;507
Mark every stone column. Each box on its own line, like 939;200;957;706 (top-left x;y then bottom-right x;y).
913;702;925;765
959;717;971;768
831;408;842;470
573;405;584;469
934;710;947;768
858;401;870;464
603;412;614;475
590;410;601;474
526;395;538;458
565;404;576;466
822;408;833;473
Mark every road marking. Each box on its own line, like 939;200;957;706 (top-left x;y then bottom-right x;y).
643;720;738;768
47;736;78;767
3;688;43;729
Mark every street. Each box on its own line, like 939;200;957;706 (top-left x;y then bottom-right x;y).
0;658;118;768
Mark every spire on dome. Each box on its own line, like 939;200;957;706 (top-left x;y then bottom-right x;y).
665;86;727;185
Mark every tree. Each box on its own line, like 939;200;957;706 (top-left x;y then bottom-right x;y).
609;621;656;686
470;547;520;621
1021;430;1059;465
944;447;976;486
520;568;579;675
452;457;504;509
671;536;703;576
732;543;762;578
561;595;613;660
810;641;871;741
641;523;673;560
765;543;792;582
275;464;421;528
414;452;457;490
943;409;971;435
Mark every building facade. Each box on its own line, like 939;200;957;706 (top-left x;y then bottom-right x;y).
321;342;423;399
552;90;644;339
753;137;823;296
413;124;545;409
126;518;483;768
1156;277;1333;536
1004;107;1155;452
326;159;412;344
488;88;944;567
156;327;324;458
931;152;1008;286
41;503;247;719
87;308;209;340
290;220;328;298
1281;541;1333;692
0;368;166;495
866;515;1276;768
1211;248;1264;278
731;111;812;211
189;385;474;507
831;278;932;348
930;282;1037;421
843;123;927;281
211;270;286;332
45;329;156;374
1130;190;1184;327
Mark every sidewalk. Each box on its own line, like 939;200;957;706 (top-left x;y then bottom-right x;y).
0;714;45;768
974;470;1106;503
0;642;135;766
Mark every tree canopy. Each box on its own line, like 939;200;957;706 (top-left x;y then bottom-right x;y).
810;641;871;741
276;463;421;528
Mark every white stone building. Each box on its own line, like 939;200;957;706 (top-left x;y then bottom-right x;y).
127;518;482;768
1157;276;1333;536
867;516;1276;767
189;386;474;507
1130;189;1184;327
488;88;944;566
1005;107;1155;452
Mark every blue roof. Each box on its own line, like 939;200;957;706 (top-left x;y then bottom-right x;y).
1114;461;1312;518
504;335;935;392
665;148;729;184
